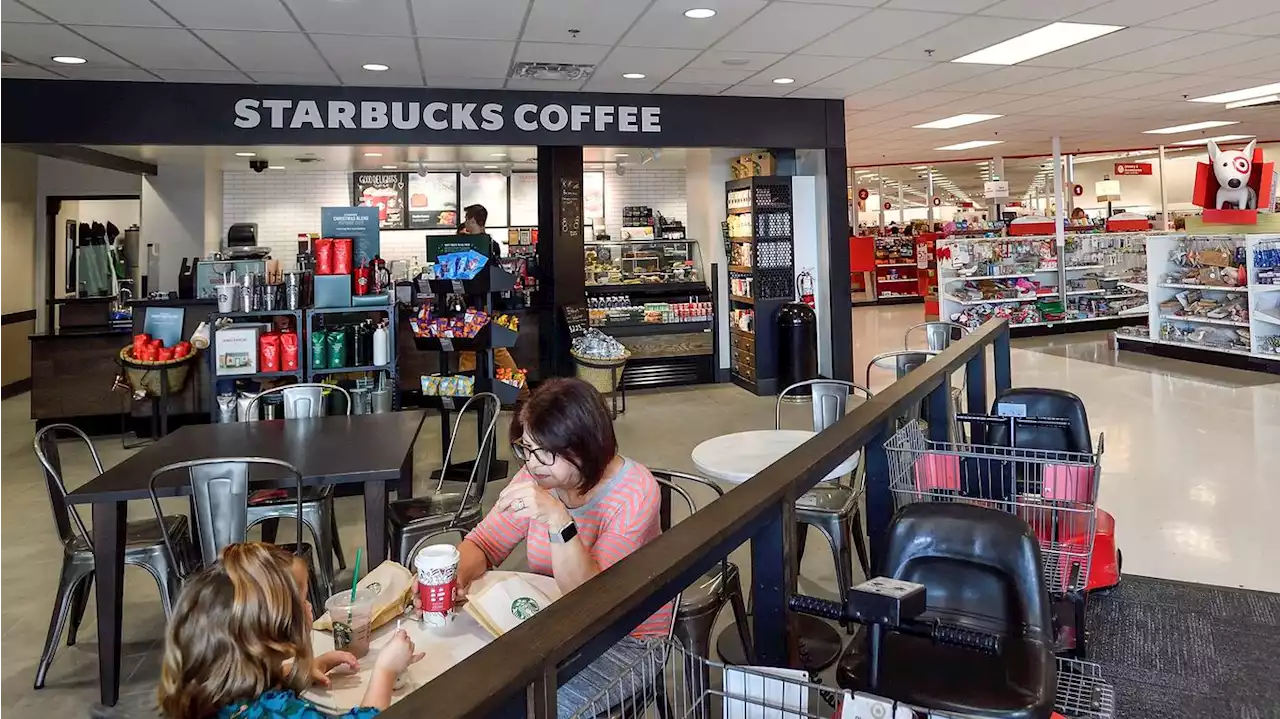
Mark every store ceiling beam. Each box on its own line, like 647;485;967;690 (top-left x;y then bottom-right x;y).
11;144;158;176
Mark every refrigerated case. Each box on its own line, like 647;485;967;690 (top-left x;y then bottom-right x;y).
584;238;703;289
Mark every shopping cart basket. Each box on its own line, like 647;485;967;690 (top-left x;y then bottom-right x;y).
884;418;1103;596
564;637;1114;719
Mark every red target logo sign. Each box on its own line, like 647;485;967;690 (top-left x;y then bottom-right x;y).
1233;156;1250;174
883;201;892;211
857;187;870;201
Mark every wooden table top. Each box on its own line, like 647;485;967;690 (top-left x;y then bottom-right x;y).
66;411;427;504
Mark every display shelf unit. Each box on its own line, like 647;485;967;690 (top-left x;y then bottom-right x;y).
304;303;397;392
1115;234;1280;373
207;308;306;422
849;234;932;307
726;177;793;395
938;233;1152;337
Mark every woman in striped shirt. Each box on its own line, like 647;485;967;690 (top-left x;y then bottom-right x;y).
457;378;671;718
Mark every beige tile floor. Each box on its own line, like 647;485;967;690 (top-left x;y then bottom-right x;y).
3;304;1278;716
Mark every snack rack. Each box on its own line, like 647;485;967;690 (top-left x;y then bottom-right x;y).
726;176;794;395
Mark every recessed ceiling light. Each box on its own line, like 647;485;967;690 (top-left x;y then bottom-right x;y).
622;72;647;79
952;22;1124;66
381;164;397;169
52;56;87;64
1189;82;1280;104
489;153;507;158
1144;120;1238;134
234;151;256;157
772;77;795;85
1171;134;1255;146
362;63;389;72
910;165;929;169
615;153;630;158
684;8;716;19
936;140;1005;151
913;113;1003;129
483;165;499;169
1225;94;1279;109
363;152;382;157
268;165;285;170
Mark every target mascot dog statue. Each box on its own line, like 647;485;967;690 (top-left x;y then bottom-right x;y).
1209;138;1258;210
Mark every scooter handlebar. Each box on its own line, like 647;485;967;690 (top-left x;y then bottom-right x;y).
789;594;1002;655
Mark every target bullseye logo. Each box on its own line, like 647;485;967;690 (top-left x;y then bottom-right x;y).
1233;156;1250;174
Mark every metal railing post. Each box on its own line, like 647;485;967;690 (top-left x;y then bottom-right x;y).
994;327;1012;395
861;421;893;572
750;502;795;667
927;378;951;444
965;351;988;444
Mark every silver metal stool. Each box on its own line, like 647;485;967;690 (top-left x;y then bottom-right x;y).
33;424;193;690
904;321;970;352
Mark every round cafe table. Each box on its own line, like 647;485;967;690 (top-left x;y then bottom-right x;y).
691;429;861;673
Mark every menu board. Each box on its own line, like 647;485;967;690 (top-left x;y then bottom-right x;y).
562;304;588;340
584;171;605;225
461;173;509;228
352;172;406;230
407;173;459;229
510;172;538;226
559;176;583;244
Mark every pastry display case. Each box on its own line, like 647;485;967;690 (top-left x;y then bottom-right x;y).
584;239;704;292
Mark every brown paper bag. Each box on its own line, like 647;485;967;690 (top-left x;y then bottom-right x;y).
313;561;414;633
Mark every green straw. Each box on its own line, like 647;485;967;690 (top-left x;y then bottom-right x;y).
349;547;363;602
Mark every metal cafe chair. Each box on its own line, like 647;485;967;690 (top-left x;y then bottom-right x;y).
32;424;193;690
387;393;501;563
244;383;352;597
904;321;970;352
776;381;874;609
147;456;327;613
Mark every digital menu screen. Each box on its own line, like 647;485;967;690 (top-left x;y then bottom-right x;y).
461;173;509;228
510;172;538;227
407;172;459;229
352;172;407;230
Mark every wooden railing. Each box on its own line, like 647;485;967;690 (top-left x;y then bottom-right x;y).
381;319;1012;719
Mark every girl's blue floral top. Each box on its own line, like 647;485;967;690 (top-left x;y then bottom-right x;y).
218;689;380;719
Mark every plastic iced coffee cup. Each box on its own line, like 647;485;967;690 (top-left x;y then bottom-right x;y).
325;588;376;658
414;544;461;627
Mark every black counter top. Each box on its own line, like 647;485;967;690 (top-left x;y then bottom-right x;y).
31;327;131;340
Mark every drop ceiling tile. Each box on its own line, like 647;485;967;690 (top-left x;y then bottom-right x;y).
18;0;178;26
418;38;516;79
55;65;158;81
409;0;528;40
743;54;858;86
513;41;611;65
843;89;917;110
1159;38;1280;76
801;9;962;58
580;77;660;93
1;22;132;66
876;90;971;113
1;64;61;78
2;0;51;22
280;0;412;36
312;34;421;77
1021;27;1194;69
153;68;253;83
654;82;731;95
1092;33;1244;73
623;0;769;50
249;70;341;86
725;83;796;97
878;16;1042;61
593;46;699;84
1145;0;1260;31
337;72;426;86
978;0;1109;20
1065;0;1210;26
70;26;233;70
665;66;756;85
1115;74;1226;100
774;0;883;5
1216;12;1280;36
885;0;998;11
522;0;647;45
816;58;933;93
883;63;995;93
152;0;299;31
505;77;585;91
715;2;871;53
196;31;326;73
787;85;851;98
686;50;786;72
425;76;507;88
944;65;1065;92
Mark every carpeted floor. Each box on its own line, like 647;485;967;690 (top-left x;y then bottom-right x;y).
1086;575;1280;718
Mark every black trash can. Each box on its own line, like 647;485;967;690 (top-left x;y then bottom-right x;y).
777;301;818;395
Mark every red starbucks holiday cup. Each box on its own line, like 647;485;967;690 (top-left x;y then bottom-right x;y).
414;544;460;627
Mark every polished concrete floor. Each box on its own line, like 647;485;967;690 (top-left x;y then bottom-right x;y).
3;304;1277;716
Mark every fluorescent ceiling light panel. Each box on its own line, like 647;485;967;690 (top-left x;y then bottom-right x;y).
362;63;389;72
914;113;1002;129
1225;95;1279;109
1172;134;1254;146
1189;83;1280;104
234;151;255;157
953;22;1123;66
684;8;716;19
52;56;87;64
936;140;1005;151
1143;120;1238;134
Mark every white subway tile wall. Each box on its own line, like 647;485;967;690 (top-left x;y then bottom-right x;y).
223;168;689;267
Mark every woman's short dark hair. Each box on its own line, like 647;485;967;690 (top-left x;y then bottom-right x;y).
510;378;617;492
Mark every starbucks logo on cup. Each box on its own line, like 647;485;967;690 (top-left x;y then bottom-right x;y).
510;597;542;620
333;621;353;647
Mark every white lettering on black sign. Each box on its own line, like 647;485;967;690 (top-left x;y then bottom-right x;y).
233;99;661;133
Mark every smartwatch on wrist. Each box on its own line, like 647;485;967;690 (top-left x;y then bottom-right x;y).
550;519;578;544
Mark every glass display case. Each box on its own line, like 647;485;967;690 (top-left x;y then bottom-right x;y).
584;239;704;288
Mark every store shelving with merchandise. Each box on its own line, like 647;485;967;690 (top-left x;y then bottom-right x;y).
1116;234;1280;371
938;233;1151;336
726;177;794;395
848;232;936;307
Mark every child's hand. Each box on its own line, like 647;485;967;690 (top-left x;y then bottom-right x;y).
311;650;359;687
374;630;424;675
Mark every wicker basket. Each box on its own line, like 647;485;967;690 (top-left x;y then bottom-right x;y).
571;351;630;394
118;347;197;397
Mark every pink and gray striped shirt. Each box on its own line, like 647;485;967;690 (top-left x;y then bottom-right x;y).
466;458;673;638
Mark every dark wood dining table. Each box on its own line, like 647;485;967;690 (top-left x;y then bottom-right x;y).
64;410;427;706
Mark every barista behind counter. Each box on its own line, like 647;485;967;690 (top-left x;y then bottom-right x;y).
29;296;214;427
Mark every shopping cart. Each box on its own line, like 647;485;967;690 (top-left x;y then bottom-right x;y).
565;636;1114;719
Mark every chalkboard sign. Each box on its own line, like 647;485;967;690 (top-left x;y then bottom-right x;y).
562;304;589;340
559;177;583;240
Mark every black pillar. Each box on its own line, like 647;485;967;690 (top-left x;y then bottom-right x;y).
537;146;585;379
825;101;853;382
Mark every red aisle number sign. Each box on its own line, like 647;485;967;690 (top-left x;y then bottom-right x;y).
1072;184;1084;197
883;201;893;211
857;187;870;201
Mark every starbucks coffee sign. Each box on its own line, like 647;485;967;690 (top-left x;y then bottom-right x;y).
234;99;662;133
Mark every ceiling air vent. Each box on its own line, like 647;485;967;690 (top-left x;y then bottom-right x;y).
295;156;323;164
510;62;594;81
